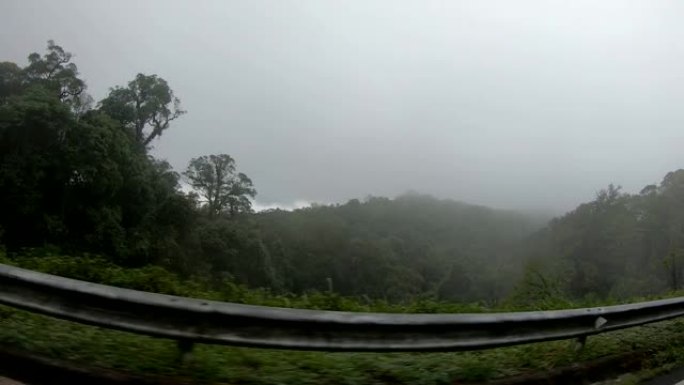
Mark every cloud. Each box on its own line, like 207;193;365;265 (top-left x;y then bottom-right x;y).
252;200;314;212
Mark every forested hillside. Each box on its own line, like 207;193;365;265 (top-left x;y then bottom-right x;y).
2;41;683;307
256;195;544;301
519;173;684;302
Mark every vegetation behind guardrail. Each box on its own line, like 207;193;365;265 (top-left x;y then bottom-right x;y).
4;254;684;384
4;260;684;352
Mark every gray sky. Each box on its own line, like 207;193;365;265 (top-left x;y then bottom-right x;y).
2;0;683;213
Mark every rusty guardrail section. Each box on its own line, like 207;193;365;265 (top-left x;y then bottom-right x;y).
1;263;684;352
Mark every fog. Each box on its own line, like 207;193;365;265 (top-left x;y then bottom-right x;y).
2;0;683;213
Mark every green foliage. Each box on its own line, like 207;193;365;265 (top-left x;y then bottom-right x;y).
520;172;684;300
0;252;481;312
506;259;573;310
255;194;543;302
3;289;684;385
0;61;24;102
5;252;684;384
23;40;87;110
0;41;198;272
99;73;185;147
183;154;256;217
0;86;76;247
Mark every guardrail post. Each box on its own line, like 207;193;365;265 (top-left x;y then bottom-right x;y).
575;335;587;352
176;340;195;365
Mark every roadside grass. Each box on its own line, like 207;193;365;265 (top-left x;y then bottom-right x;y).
4;252;684;384
5;305;684;384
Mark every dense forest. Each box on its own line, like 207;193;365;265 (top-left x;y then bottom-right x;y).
2;41;683;306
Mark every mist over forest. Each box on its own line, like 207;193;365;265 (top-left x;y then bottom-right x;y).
1;39;684;307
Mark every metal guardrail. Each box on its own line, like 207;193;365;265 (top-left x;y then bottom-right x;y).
1;263;684;352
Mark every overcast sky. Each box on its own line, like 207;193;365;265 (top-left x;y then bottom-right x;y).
2;1;683;213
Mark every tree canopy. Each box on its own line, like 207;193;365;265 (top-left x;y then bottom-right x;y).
184;154;256;217
99;73;185;147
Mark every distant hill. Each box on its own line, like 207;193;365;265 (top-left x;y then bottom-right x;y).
255;193;547;302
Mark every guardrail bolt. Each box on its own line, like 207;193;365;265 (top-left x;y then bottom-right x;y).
176;340;195;365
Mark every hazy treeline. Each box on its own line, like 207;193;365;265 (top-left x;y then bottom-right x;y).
1;42;682;305
255;195;544;301
518;173;684;303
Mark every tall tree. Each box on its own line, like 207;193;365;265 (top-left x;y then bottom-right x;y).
183;154;256;217
99;73;185;147
24;40;87;108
